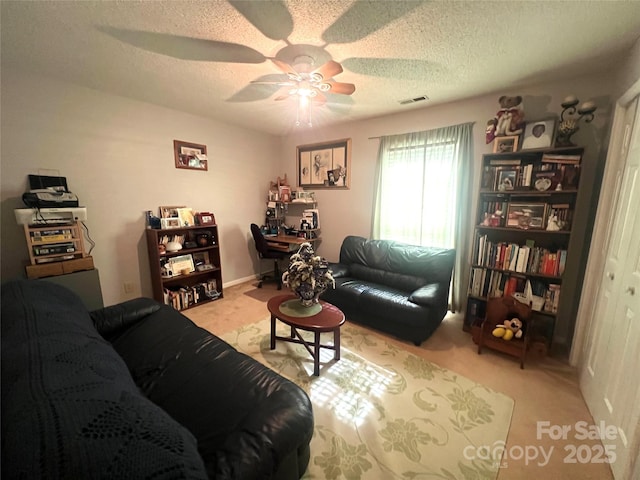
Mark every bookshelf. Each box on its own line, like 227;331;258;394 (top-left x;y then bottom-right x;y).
146;224;223;311
465;145;585;352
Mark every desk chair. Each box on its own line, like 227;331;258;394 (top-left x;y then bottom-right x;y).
250;223;287;289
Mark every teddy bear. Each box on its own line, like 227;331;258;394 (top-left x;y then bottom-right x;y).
486;95;525;144
492;317;524;341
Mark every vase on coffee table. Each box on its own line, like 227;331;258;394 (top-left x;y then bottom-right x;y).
282;242;334;310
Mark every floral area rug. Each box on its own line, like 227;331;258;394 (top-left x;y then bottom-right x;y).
221;320;513;480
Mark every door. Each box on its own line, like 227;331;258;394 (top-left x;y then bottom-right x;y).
580;95;640;480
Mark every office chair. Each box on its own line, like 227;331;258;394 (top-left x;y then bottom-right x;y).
250;223;287;289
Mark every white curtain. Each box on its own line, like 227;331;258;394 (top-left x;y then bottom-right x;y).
372;122;474;311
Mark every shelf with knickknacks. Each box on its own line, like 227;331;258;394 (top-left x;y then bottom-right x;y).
554;95;597;148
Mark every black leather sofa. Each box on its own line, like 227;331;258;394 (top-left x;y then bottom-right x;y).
1;280;313;480
321;236;455;345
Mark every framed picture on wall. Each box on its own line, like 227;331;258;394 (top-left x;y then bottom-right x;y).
174;140;208;171
297;138;351;189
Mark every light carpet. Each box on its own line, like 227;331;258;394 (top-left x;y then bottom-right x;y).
222;320;513;480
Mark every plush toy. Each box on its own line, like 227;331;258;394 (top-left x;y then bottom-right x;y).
492;317;524;341
486;95;525;143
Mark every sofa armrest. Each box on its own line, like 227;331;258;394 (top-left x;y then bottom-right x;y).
408;283;447;308
91;297;162;341
328;262;350;278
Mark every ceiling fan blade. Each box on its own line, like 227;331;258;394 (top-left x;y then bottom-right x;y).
312;93;327;107
311;60;343;80
326;81;356;95
229;0;293;41
98;27;266;63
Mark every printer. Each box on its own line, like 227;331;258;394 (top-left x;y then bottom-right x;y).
22;188;79;208
22;174;80;208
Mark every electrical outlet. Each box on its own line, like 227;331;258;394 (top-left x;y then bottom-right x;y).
124;282;135;294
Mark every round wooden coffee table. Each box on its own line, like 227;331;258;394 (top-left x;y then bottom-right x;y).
267;294;346;376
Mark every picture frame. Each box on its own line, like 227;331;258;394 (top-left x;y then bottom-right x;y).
495;168;518;191
174;140;208;171
193;251;214;271
195;212;216;225
521;119;556;150
168;254;195;274
160;217;181;229
159;205;185;218
493;135;519;153
507;203;547;230
176;207;195;227
297;138;351;189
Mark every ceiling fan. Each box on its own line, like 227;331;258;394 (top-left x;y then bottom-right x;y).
252;55;356;106
98;1;425;124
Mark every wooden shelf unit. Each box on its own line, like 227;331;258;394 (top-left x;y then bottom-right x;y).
146;224;223;311
24;221;87;265
465;145;585;351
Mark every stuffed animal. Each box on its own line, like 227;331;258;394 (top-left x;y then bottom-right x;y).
492;317;524;341
486;95;525;143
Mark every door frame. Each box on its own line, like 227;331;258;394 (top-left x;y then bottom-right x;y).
570;77;640;365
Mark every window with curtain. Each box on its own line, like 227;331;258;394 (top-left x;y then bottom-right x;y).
373;123;474;312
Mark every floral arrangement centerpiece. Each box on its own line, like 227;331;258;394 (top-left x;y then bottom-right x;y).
282;242;334;307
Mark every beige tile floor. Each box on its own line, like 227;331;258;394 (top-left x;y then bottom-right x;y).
184;280;613;480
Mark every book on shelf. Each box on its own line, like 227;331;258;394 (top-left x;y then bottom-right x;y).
163;280;220;310
489;159;522;166
33;242;75;256
30;233;74;243
541;153;581;164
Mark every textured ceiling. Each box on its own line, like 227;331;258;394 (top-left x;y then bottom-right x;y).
2;1;640;136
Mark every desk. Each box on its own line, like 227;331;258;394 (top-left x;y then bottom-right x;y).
265;234;313;252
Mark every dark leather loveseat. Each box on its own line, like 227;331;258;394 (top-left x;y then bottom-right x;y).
321;236;455;345
1;280;313;480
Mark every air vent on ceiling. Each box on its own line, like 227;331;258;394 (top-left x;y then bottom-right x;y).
399;95;429;105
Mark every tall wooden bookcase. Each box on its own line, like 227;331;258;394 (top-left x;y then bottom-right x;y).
464;145;587;353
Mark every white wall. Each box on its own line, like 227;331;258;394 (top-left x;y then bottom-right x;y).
279;72;616;264
1;70;280;305
0;67;622;316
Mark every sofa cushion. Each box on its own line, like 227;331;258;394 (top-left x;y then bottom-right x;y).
350;263;426;292
339;235;455;283
106;303;314;480
1;280;208;480
408;283;448;308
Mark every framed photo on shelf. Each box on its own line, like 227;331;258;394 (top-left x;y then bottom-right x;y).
493;135;519;153
507;203;547;229
160;217;181;229
521;119;555;150
193;251;214;271
297;138;351;189
176;207;195;227
168;254;195;274
159;206;185;218
495;168;517;191
174;140;208;171
195;212;215;225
